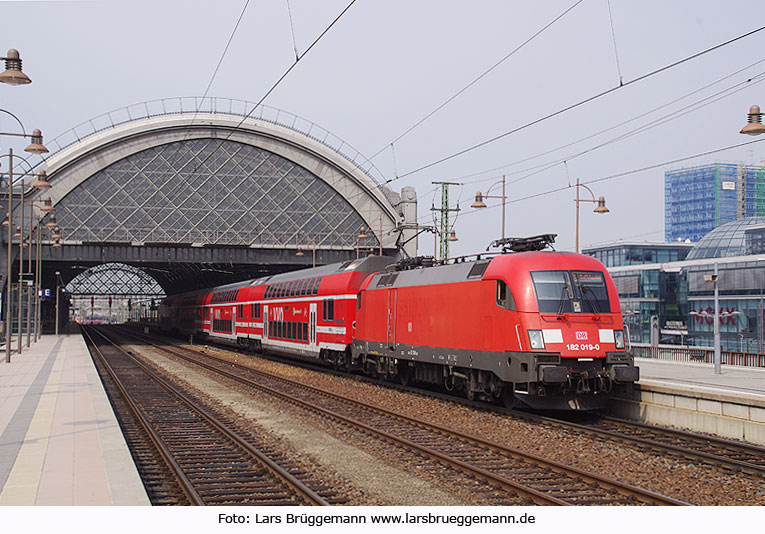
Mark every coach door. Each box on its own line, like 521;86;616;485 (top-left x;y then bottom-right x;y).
387;288;397;349
263;305;269;339
208;307;213;334
309;302;317;346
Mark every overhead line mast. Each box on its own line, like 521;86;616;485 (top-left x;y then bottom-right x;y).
431;181;460;261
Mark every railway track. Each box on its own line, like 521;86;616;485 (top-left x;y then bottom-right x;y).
548;414;765;477
127;326;765;480
83;326;333;506
109;326;686;506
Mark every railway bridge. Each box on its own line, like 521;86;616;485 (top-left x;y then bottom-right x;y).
1;98;417;329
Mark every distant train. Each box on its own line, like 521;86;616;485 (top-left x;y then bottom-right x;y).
158;235;638;410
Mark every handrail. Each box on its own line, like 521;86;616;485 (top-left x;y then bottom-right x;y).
630;342;765;369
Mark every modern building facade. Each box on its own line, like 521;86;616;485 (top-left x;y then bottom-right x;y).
665;163;765;242
583;241;693;268
585;221;765;353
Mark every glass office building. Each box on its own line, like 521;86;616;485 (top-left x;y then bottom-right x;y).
665;163;765;242
583;242;693;268
585;221;765;353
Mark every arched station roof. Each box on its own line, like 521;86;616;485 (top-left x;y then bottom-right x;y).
8;98;417;295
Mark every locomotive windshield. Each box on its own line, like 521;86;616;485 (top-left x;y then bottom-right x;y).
530;270;610;314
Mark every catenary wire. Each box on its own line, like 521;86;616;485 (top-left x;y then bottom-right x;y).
369;0;585;160
396;24;765;179
345;61;765;221
410;137;765;227
441;59;765;186
184;0;358;177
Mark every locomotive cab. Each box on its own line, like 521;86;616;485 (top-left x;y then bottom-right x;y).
503;265;638;409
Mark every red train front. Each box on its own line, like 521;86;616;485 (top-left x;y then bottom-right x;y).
352;241;638;410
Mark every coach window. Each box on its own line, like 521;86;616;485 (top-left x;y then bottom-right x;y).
496;280;517;310
357;292;362;311
238;304;244;319
328;300;335;321
322;300;327;321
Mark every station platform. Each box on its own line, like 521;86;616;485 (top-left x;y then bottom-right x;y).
636;357;765;400
0;326;149;505
610;358;765;444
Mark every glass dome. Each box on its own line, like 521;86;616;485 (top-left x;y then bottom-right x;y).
686;217;765;260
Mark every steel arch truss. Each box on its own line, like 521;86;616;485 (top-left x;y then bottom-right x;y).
66;263;165;297
53;139;378;249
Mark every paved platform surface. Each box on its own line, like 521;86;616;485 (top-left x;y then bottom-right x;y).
0;326;149;505
635;358;765;404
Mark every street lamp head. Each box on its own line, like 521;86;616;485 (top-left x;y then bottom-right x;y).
295;247;304;257
32;170;52;189
471;192;487;209
357;226;369;239
593;196;609;214
447;229;458;242
13;225;21;238
740;105;765;136
25;129;48;154
1;214;8;226
0;49;31;86
41;198;54;212
52;239;61;248
46;213;57;228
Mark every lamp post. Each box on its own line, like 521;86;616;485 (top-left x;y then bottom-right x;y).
55;271;60;336
573;178;609;253
0;48;34;362
356;226;368;259
7;168;50;354
471;175;508;241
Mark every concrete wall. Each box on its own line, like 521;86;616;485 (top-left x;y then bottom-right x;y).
609;381;765;446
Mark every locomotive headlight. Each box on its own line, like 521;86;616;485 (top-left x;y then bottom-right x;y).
614;330;625;349
527;330;545;350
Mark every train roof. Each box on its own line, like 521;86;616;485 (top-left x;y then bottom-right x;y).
163;255;395;302
366;251;608;290
259;255;394;284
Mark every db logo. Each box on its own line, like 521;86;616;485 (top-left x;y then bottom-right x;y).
575;331;588;340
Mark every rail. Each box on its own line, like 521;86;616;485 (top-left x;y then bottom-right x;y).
631;343;765;369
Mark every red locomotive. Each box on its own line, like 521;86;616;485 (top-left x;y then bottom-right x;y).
159;235;638;410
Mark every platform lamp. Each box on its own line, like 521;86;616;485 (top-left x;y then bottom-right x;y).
295;237;317;268
740;105;765;136
471;175;508;241
573;178;609;253
0;49;32;86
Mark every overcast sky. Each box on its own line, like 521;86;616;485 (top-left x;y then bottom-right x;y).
2;0;765;256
